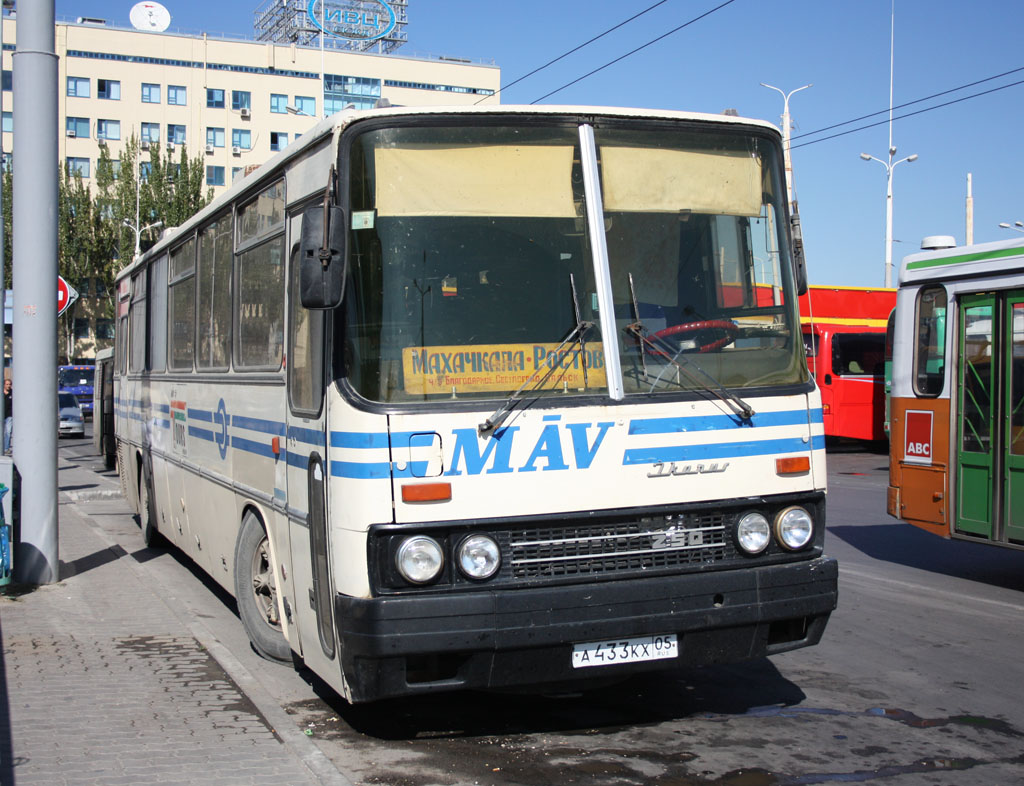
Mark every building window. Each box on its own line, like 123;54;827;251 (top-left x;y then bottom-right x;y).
231;167;244;182
141;83;160;103
66;116;90;138
2;153;12;173
231;128;251;150
95;279;108;297
206;127;225;148
269;132;288;152
139;161;152;180
97;79;120;100
2;71;10;92
167;85;187;105
293;96;315;116
270;93;287;114
206;166;225;186
141;122;160;143
73;318;91;340
231;90;251;111
97;119;120;141
2;112;11;134
324;74;381;114
206;88;224;108
67;76;90;97
67;157;90;178
167;124;186;145
96;318;115;340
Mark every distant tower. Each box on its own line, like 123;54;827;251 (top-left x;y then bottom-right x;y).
254;0;408;55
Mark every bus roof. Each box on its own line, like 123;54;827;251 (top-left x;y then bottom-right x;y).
115;105;781;284
899;237;1024;286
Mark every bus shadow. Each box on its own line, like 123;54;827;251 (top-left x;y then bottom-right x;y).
302;658;806;740
829;522;1024;592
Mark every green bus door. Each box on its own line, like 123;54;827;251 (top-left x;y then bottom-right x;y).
957;294;995;537
1004;296;1024;543
956;291;1024;544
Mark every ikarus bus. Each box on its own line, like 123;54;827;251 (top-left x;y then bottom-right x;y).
114;105;837;703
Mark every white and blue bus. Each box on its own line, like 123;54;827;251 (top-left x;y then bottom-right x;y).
114;105;837;702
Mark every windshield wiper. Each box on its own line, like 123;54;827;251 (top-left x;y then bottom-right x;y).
623;271;754;421
479;275;593;436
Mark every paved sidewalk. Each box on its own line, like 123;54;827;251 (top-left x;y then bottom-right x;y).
0;448;342;786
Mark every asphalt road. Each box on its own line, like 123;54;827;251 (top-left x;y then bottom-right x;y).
59;430;1024;786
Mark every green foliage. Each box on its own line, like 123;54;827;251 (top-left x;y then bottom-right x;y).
51;135;213;360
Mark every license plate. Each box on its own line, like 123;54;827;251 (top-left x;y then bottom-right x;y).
571;634;678;669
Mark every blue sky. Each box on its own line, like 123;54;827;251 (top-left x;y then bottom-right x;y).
53;0;1024;288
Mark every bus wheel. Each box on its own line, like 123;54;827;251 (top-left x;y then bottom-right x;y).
138;460;162;548
234;512;291;663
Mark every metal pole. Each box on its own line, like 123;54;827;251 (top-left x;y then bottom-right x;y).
760;82;811;214
966;173;974;246
0;2;6;423
13;0;59;584
884;165;894;288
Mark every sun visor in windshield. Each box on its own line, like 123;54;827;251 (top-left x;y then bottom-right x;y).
374;145;577;218
601;147;762;217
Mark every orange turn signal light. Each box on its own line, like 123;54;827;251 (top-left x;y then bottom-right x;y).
401;482;452;503
776;456;810;475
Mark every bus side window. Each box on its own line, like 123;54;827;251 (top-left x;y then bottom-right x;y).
913;285;947;396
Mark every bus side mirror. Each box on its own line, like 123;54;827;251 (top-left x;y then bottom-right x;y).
790;202;808;296
299;204;346;309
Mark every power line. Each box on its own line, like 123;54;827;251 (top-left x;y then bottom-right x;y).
791;64;1024;143
790;76;1024;150
477;0;671;105
530;0;738;105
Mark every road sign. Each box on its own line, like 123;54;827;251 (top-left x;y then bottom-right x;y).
57;276;79;318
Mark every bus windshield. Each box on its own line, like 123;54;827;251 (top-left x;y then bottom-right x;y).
343;120;804;404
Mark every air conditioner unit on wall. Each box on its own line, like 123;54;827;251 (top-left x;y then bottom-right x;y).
166;142;174;151
240;107;251;119
141;139;150;150
205;144;214;154
97;136;106;146
232;146;241;155
66;129;76;138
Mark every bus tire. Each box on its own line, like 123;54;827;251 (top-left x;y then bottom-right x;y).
138;459;162;548
234;511;291;663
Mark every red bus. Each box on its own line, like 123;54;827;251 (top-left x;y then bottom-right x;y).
799;286;896;442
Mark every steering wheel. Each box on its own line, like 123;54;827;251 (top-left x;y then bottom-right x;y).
651;320;739;354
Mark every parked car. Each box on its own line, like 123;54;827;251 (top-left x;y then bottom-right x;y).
59;392;85;439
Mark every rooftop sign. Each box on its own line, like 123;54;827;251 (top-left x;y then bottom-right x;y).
306;0;397;43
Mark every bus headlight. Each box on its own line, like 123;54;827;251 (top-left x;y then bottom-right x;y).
736;512;770;554
775;506;814;550
456;534;501;580
395;535;444;584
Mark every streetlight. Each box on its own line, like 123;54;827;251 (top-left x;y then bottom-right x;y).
123;169;162;258
760;82;812;212
998;221;1024;234
286;105;313;117
860;148;918;287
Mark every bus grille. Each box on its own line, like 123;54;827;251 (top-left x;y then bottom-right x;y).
508;514;733;580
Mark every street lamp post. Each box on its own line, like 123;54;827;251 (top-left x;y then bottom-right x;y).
860;149;917;287
999;221;1024;234
124;174;162;257
760;82;812;212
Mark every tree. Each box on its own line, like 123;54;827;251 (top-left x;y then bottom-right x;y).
54;136;213;362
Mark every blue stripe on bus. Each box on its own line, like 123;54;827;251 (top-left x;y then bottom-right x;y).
628;408;822;435
622;435;826;465
232;415;286;436
189;426;214;441
288;425;326;447
330;431;389;449
392;462;429;478
155;403;170;414
155;419;170;430
231;435;277;459
330;460;391;479
188;408;213;423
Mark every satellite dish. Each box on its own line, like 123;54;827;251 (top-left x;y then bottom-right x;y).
129;1;171;32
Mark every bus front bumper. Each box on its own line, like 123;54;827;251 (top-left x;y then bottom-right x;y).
333;556;838;702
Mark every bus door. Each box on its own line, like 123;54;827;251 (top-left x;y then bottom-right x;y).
284;208;337;673
1004;295;1024;543
955;290;1024;544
